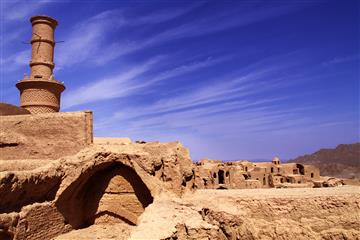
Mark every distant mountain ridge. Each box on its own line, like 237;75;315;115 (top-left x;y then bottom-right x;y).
288;143;360;178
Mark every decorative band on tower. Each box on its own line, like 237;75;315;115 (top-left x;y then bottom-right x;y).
16;15;65;114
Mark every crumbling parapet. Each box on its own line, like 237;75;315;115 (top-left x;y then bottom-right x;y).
0;111;93;160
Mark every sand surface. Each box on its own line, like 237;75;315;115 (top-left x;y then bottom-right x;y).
190;185;360;198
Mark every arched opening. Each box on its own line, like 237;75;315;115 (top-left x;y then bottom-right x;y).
218;170;224;184
243;174;249;180
203;179;208;186
296;164;305;175
271;167;274;173
56;162;153;229
245;166;248;171
311;173;314;178
213;172;217;178
263;177;266;185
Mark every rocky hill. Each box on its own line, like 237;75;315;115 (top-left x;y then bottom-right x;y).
289;143;360;178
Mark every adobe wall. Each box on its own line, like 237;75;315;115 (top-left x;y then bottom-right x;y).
0;111;93;160
0;141;194;239
304;165;320;179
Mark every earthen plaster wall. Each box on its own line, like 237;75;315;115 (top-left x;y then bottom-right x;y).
304;164;320;179
0;111;93;160
0;140;194;239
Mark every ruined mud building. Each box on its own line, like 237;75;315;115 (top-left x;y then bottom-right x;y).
0;16;323;240
194;157;320;189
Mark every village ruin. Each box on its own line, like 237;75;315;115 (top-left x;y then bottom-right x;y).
194;157;320;189
0;16;359;240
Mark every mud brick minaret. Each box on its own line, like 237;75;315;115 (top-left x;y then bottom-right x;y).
16;15;65;114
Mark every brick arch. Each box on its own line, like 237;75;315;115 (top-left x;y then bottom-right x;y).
56;162;153;229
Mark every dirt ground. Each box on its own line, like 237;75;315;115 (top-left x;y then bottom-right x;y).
54;186;360;240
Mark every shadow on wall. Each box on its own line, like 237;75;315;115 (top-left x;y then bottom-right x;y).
296;164;305;175
56;162;153;229
0;173;62;214
0;230;13;240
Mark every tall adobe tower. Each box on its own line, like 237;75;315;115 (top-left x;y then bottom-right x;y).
16;15;65;114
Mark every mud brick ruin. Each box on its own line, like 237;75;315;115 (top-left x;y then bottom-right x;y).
194;157;320;189
0;16;346;240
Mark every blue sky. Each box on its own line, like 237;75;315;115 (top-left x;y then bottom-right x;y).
1;0;359;161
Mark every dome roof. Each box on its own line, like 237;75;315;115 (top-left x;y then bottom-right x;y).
272;156;280;162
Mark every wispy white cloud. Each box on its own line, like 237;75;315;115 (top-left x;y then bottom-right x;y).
130;2;204;25
93;52;343;154
1;1;55;74
1;27;27;46
95;81;348;160
55;10;126;69
96;73;282;132
0;50;29;74
1;2;207;80
144;56;231;86
56;3;304;69
56;3;203;68
96;95;316;147
62;55;229;109
91;53;301;122
322;55;360;66
61;56;162;108
123;57;302;117
2;0;50;22
141;4;302;47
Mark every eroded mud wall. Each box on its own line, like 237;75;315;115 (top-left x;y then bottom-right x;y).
56;163;153;228
0;111;93;160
